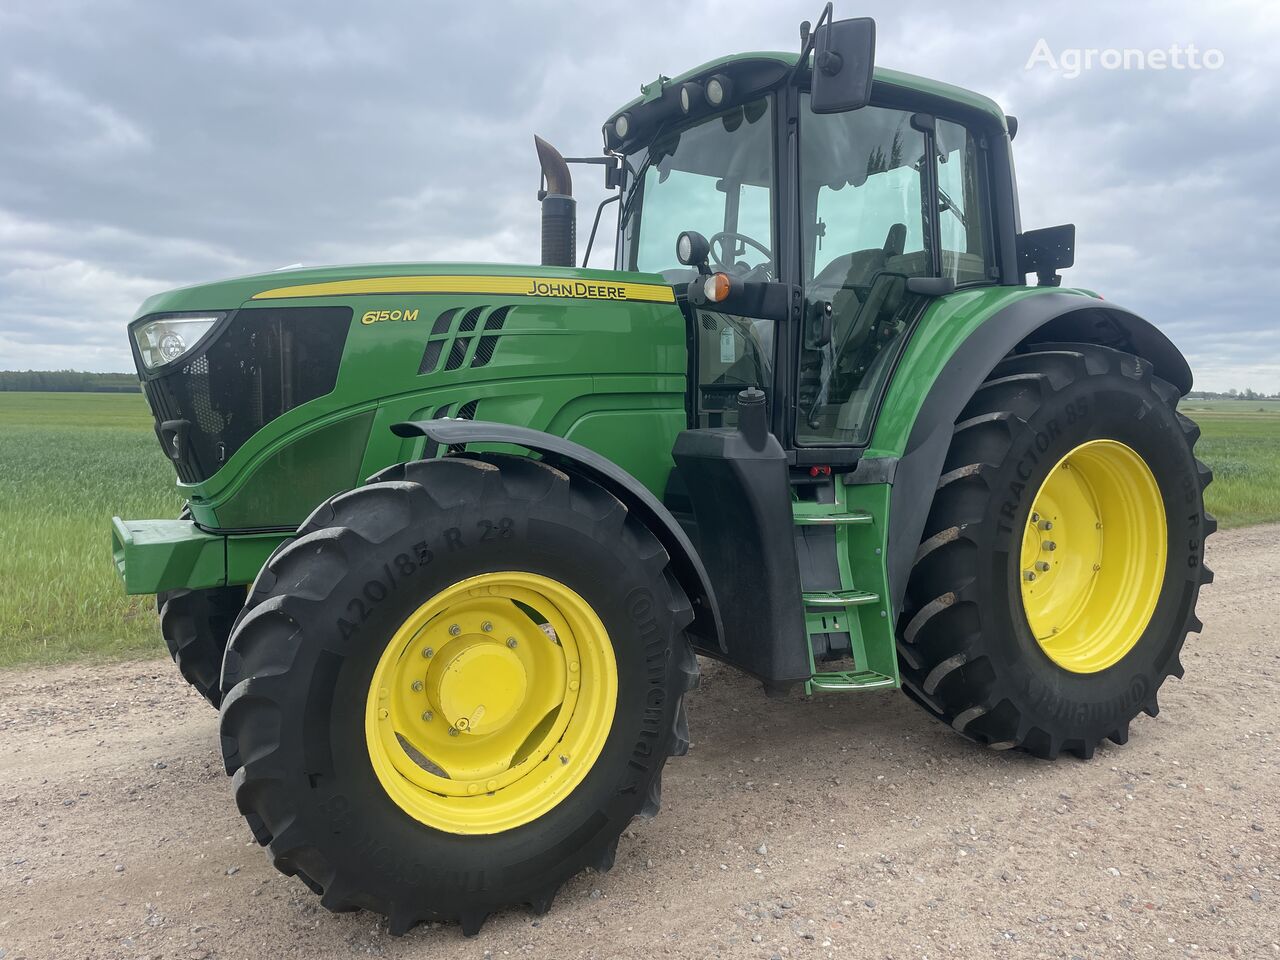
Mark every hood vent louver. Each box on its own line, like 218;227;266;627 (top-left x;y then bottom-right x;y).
418;304;516;376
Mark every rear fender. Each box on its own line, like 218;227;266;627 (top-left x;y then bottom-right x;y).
880;289;1192;614
391;419;725;651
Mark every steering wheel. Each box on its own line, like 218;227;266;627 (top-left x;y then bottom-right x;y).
708;231;773;272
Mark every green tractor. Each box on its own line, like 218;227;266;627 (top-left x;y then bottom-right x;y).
111;9;1213;935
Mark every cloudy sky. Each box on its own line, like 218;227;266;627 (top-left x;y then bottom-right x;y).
1;0;1276;390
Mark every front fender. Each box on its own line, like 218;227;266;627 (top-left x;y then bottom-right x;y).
391;419;725;651
874;288;1193;614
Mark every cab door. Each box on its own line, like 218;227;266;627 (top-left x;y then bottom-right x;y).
792;97;995;451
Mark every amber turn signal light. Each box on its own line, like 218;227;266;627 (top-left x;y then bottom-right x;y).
703;272;732;303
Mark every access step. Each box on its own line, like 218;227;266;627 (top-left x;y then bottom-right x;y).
809;670;897;692
792;510;874;526
801;589;880;607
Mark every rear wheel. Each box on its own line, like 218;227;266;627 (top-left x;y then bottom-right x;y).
896;343;1214;759
218;454;697;934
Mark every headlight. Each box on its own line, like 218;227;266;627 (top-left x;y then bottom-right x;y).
132;314;224;369
679;82;703;114
705;74;732;107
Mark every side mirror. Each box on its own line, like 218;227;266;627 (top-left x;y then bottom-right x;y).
810;17;876;114
1017;224;1076;287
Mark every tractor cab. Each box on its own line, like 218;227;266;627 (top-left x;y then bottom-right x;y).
596;35;1017;456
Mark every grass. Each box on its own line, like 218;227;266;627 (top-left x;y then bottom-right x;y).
0;392;182;666
0;391;1277;669
1178;399;1280;530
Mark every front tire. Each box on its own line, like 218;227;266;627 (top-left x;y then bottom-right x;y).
158;585;244;708
218;454;697;934
896;344;1214;759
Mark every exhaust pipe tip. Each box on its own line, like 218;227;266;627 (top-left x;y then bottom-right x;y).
534;136;576;268
534;135;573;197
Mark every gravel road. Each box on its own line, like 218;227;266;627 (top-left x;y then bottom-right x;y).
1;524;1276;959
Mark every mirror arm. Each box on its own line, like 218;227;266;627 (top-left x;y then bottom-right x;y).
581;194;620;268
789;2;834;83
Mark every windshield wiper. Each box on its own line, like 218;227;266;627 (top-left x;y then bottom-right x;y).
938;186;967;228
618;153;653;230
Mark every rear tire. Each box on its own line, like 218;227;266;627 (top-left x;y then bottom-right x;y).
896;343;1214;759
218;454;697;934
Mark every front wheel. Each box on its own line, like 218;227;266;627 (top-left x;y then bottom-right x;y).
897;343;1214;759
218;454;697;934
158;585;244;708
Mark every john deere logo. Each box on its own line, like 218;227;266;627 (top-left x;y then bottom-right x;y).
526;279;628;300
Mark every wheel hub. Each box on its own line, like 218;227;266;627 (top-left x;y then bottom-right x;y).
428;638;528;735
1018;439;1167;673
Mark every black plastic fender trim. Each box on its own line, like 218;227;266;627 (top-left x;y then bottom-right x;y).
391;419;725;652
886;293;1193;615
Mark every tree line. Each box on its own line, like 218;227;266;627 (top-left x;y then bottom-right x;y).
0;370;141;393
1187;388;1280;401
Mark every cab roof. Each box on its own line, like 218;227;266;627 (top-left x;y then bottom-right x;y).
610;51;1007;131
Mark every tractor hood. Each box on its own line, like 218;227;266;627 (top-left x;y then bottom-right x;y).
132;262;674;320
127;260;686;533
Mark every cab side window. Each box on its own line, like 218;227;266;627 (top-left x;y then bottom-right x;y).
936;119;991;284
798;100;930;445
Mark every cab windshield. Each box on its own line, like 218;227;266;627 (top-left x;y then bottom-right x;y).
620;96;776;431
621;97;775;283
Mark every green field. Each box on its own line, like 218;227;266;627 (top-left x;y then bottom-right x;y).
0;391;1277;668
0;392;183;666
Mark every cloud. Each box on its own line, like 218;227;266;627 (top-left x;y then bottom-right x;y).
5;68;150;156
0;0;1276;393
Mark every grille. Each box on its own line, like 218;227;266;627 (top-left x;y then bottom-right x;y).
431;309;457;336
447;400;479;454
418;341;444;375
140;307;351;482
444;337;471;371
418;304;514;376
471;306;512;368
421;400;479;459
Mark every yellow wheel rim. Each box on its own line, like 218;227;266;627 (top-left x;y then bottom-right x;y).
1019;439;1167;674
365;572;617;834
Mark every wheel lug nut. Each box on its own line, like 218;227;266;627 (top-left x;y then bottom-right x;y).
422;646;434;658
1043;541;1057;551
422;710;433;722
1040;520;1053;530
448;624;461;637
1023;570;1037;582
482;621;493;632
448;727;460;737
411;680;423;692
1031;512;1040;523
506;637;518;649
1036;561;1050;572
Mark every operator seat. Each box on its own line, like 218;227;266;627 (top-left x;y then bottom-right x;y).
825;222;907;352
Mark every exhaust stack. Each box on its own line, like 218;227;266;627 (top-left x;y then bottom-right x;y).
534;136;576;267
